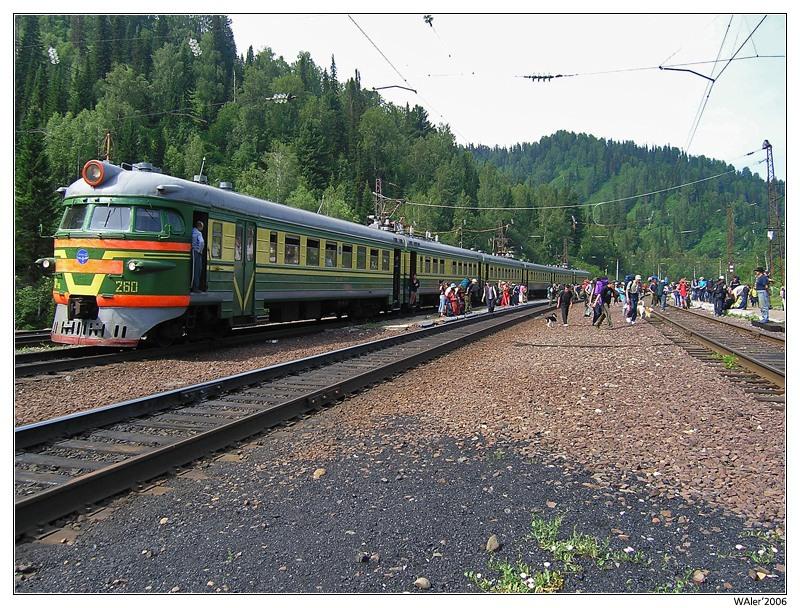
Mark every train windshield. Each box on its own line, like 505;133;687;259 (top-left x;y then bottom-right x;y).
89;205;132;231
59;205;88;230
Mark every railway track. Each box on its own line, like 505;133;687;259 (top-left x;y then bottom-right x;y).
14;302;552;537
14;330;53;348
648;307;785;405
14;315;384;377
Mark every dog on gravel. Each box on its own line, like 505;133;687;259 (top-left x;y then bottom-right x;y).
545;314;557;327
636;301;652;319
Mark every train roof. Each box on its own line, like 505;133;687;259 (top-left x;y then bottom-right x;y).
65;161;586;274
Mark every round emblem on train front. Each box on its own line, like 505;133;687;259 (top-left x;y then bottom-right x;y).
76;248;89;264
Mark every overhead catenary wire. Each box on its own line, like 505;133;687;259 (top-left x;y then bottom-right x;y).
682;15;734;153
347;14;469;142
374;164;753;213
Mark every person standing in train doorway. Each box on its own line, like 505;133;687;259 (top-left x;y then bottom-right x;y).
191;220;205;292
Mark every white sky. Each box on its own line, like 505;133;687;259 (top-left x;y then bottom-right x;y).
231;13;786;180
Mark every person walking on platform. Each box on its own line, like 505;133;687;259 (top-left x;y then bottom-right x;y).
593;280;615;329
648;277;659;308
625;275;642;324
712;276;727;317
557;283;574;326
657;278;667;311
482;281;498;313
464;279;478;313
754;267;772;323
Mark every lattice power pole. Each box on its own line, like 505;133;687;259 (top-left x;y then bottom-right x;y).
101;130;113;161
727;204;735;280
763;140;784;286
491;221;510;256
373;177;383;224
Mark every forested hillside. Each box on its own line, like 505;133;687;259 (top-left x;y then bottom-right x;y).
14;15;782;328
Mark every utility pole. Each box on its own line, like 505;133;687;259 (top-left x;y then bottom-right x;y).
763;140;784;286
101;130;113;161
491;221;509;256
562;236;569;268
374;177;383;224
726;204;735;282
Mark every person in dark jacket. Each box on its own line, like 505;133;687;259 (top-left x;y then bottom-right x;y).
712;276;728;316
557;284;574;326
657;279;667;311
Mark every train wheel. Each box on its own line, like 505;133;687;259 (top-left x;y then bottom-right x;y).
150;320;183;348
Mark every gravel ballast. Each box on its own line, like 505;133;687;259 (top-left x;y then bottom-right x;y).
14;303;785;593
14;325;391;426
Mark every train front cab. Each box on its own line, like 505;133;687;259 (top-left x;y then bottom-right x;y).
46;199;193;346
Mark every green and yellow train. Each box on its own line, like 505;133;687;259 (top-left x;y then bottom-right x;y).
38;160;589;347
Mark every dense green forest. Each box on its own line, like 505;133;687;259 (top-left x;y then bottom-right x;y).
14;15;784;328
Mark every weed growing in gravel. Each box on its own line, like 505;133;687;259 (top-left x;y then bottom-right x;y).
652;568;696;593
711;352;739;369
489;449;507;461
466;560;564;593
740;528;784;546
747;548;776;565
529;514;648;573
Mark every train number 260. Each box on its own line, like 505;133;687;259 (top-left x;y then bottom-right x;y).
114;280;139;293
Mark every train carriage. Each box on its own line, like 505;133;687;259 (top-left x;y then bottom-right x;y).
39;160;588;347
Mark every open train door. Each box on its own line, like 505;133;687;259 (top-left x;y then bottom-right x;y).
392;248;401;308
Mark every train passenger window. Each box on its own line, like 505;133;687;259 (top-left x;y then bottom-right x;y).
307;239;320;266
89;206;131;231
325;242;337;267
440;259;444;274
134;207;162;232
60;205;87;230
381;250;390;271
342;245;353;268
433;258;439;274
269;232;278;263
425;257;431;273
370;249;378;270
211;223;222;259
246;226;255;262
451;261;456;274
235;225;243;261
458;261;463;275
285;235;300;265
356;246;366;269
164;210;185;234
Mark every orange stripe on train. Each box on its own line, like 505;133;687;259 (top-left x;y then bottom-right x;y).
56;259;124;274
96;294;190;307
54;239;191;252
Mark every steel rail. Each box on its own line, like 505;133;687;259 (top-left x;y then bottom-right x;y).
14;316;362;377
13;306;466;377
650;309;785;388
15;302;552;536
14;330;53;347
677;306;785;343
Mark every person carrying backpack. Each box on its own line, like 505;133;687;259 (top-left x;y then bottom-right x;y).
657;279;667;311
625;275;642;324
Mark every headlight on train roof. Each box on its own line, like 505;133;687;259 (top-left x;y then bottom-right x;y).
82;160;106;187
